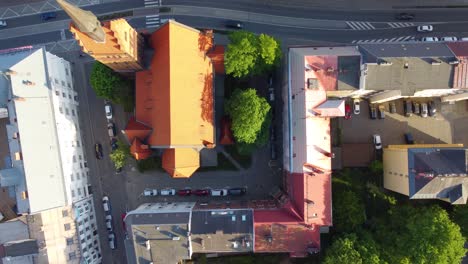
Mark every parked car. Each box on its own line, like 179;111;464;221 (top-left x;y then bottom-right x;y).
461;37;468;41
420;102;428;117
378;105;385;119
268;87;275;102
110;138;118;151
353;99;360;115
395;13;415;20
41;12;57;21
344;104;351;120
421;37;439;42
102;196;111;214
143;188;158;196
193;189;210;196
0;20;7;27
177;189;192;196
428;101;437;116
389;102;397;114
105;215;113;231
160;188;176;196
441;36;458;42
95;143;103;159
404;101;413;117
417;25;433;32
373;134;382;150
228;188;247;196
226;20;243;29
405;133;414;144
108;233;116;249
413;102;420;115
211;189;228;196
108;122;116;137
369;105;377;119
105;103;113;120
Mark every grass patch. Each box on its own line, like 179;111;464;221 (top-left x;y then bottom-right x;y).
197;153;238;172
225;145;252;169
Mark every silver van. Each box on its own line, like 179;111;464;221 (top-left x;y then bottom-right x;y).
211;189;228;196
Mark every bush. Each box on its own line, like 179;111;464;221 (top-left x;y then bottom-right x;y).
136;156;161;173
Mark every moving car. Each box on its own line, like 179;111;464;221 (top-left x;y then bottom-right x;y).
105;215;113;231
353;99;360;115
95;143;103;159
405;133;414;144
211;189;228;196
404;101;413;117
108;233;116;249
193;189;210;196
102;196;111;214
369;105;377;119
420;102;428;118
177;189;192;196
413;102;420;115
105;103;113;120
417;25;433;32
378;105;385;119
421;37;439;42
344;103;351;120
108;122;116;137
143;188;158;196
395;13;415;20
160;188;176;196
41;12;57;21
441;36;458;42
389;102;397;114
226;20;243;29
428;101;437;116
0;20;7;27
373;134;382;150
228;188;247;196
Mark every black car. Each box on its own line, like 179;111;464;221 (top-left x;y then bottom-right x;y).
369;105;377;119
428;101;437;116
41;12;57;21
404;101;413;117
226;20;243;29
396;13;415;20
228;188;247;196
95;143;103;159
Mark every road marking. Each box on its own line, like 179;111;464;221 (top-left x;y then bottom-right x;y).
144;0;160;7
346;21;376;30
60;29;66;40
388;22;414;28
351;36;415;44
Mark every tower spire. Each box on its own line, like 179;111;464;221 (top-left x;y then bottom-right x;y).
56;0;105;42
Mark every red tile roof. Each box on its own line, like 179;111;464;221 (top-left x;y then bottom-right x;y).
130;138;152;160
124;117;152;143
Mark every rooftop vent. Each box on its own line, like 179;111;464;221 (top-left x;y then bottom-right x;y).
378;61;392;66
431;60;441;65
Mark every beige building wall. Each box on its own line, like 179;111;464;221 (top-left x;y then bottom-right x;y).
383;147;410;196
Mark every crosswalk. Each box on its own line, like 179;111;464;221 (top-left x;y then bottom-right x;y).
146;14;160;28
351;36;415;44
144;0;161;7
346;21;375;30
387;22;415;28
346;21;416;30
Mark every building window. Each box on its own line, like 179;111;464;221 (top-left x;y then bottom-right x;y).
68;252;76;260
72;109;75;116
77;188;82;195
55;90;60;96
66;238;74;245
79;155;82;160
77;140;80;147
62;92;66;98
72;155;76;163
59;107;63;114
65;68;69;76
93;239;98;245
65;108;69;115
55;78;59;84
68;94;72;99
71;190;75;197
81;239;85;244
61;80;65;86
77;173;80;180
64;223;71;231
83;187;87;196
62;210;69;217
67;82;71;88
79;230;84;235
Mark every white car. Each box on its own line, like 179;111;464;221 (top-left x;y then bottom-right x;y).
441;36;458;42
353;99;360;115
417;25;433;32
104;103;112;120
160;188;176;196
461;37;468;41
373;134;382;150
108;233;116;249
421;37;439;42
105;215;113;231
211;189;228;196
143;188;158;196
102;196;111;213
0;20;6;27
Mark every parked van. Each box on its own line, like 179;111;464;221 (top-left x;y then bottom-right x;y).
211;189;228;196
160;189;176;196
143;188;158;196
105;215;113;231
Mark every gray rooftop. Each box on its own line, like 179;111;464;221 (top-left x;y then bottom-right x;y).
359;43;455;60
3;239;38;257
190;209;254;253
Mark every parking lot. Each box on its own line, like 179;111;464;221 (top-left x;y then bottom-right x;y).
340;98;468;152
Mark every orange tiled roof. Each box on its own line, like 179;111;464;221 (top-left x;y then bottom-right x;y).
124;117;152;142
70;22;123;55
162;148;200;178
130;138;152;160
135;21;215;147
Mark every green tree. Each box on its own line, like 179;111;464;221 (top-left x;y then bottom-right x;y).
109;140;130;169
225;31;281;78
225;88;270;144
90;61;130;101
452;205;468;238
376;205;466;264
332;189;366;232
323;233;384;264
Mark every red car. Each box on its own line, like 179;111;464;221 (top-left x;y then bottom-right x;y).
177;189;192;196
345;104;352;120
193;189;209;196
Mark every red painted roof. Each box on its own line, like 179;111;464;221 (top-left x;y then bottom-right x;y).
447;42;468;57
124;117;152;142
130;138;152;160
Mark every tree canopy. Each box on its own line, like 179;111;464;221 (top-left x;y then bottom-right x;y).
323;233;384;264
225;88;271;144
90;61;129;100
451;205;468;239
109;140;130;169
225;31;281;78
332;189;366;232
